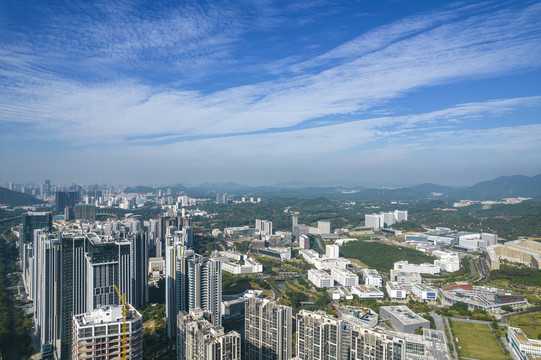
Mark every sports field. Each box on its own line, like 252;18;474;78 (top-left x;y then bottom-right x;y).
450;320;506;360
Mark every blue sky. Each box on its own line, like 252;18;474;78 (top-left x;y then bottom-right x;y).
1;0;541;186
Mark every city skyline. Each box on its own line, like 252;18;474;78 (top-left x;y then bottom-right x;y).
1;0;541;186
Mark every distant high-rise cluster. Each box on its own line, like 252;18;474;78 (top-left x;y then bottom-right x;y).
365;210;407;230
216;192;228;204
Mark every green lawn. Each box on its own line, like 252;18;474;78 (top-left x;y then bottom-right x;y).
508;312;541;339
450;320;506;360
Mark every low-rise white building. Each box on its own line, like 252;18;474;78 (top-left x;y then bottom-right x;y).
257;247;291;261
386;282;407;301
314;257;351;270
389;269;422;284
331;268;359;287
394;260;440;275
433;251;460;272
410;283;438;301
299;249;320;264
327;287;353;301
299;249;351;270
217;251;244;261
458;233;483;251
221;257;263;274
361;269;383;287
308;269;335;288
508;327;541;359
351;285;384;299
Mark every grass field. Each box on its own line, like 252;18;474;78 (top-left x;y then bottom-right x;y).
508;312;541;339
347;258;369;268
450;320;506;360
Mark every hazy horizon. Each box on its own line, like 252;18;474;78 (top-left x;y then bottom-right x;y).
1;1;541;186
3;172;541;190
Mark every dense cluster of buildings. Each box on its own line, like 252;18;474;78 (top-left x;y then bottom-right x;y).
406;227;497;252
295;308;449;360
12;185;539;360
20;213;149;359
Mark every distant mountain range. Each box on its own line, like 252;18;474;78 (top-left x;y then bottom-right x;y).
126;174;541;202
2;174;539;209
0;187;44;207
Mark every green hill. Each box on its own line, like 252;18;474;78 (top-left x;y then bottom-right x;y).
0;187;44;207
340;240;435;272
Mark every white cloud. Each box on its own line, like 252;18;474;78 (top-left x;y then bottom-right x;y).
1;2;540;146
1;1;541;186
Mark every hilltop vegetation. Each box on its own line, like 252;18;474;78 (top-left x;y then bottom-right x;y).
490;264;541;287
0;187;44;208
340;240;435;272
394;200;541;240
193;197;405;232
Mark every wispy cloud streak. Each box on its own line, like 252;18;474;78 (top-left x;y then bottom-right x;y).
0;1;540;154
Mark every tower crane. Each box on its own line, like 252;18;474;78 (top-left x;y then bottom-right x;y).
114;285;129;360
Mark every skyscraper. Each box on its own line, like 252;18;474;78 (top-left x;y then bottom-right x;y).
42;179;51;198
20;212;52;276
216;192;227;204
185;254;222;326
177;308;240;360
34;231;61;348
59;232;86;360
127;231;148;308
27;231;147;359
255;219;273;236
54;190;80;213
245;298;292;360
166;245;222;339
296;310;347;360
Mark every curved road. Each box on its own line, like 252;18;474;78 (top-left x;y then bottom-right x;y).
468;258;478;279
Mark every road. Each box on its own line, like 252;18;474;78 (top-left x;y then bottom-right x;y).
449;317;491;325
442;316;459;360
0;215;22;223
468;258;478;279
430;310;446;332
270;286;277;300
